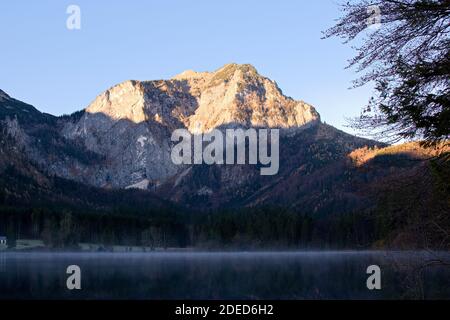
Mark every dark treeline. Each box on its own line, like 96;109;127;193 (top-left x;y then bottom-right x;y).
0;204;379;250
189;208;376;249
0;206;188;249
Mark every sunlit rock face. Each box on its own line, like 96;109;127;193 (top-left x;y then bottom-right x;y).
61;63;321;188
175;63;320;134
76;63;320;134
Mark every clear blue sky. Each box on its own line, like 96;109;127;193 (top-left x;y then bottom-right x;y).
0;0;374;134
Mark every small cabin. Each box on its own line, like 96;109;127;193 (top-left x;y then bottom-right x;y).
0;236;7;246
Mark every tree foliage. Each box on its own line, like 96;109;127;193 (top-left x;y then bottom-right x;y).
324;0;450;144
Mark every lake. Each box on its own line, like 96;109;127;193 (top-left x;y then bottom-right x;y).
0;251;449;299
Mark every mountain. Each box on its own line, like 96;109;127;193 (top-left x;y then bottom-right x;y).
59;63;321;189
1;64;449;249
0;63;380;210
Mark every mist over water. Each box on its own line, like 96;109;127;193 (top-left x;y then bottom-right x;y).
0;251;449;299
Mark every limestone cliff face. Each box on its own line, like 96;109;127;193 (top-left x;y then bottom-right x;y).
172;63;320;133
75;63;319;134
61;63;321;188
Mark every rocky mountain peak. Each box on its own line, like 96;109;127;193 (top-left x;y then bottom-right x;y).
181;63;321;133
55;64;321;188
82;63;320;135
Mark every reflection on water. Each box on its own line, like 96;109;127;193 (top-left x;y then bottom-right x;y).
0;251;449;300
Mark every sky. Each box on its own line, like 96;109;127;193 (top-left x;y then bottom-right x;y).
0;0;375;135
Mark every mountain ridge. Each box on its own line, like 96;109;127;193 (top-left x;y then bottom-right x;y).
1;63;380;208
1;67;449;249
78;63;320;134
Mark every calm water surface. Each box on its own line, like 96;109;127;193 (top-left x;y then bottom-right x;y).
0;251;449;299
